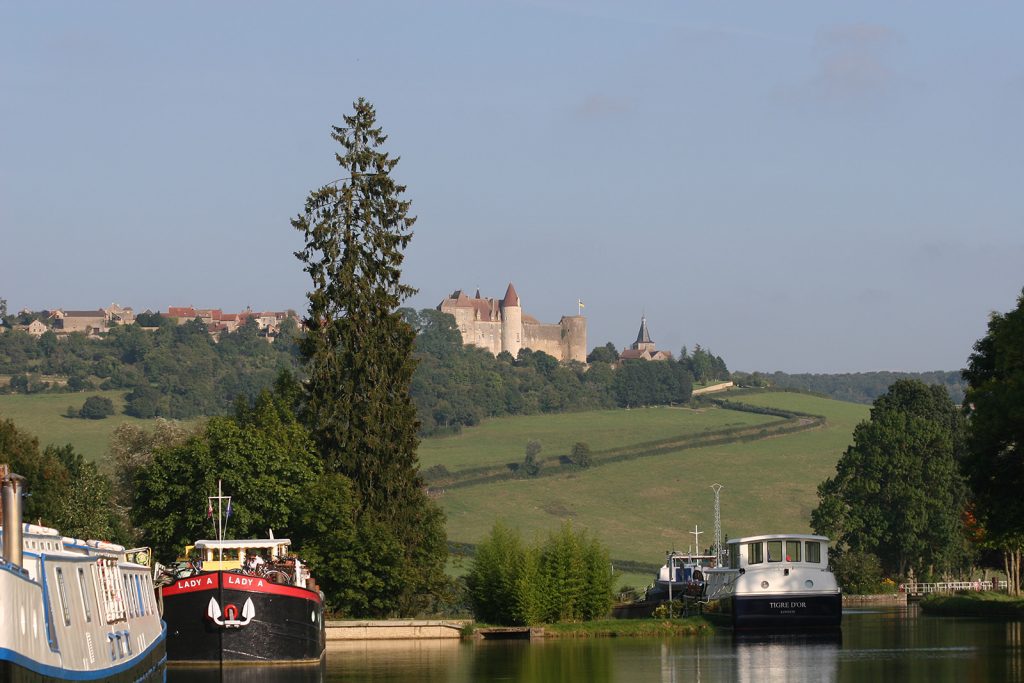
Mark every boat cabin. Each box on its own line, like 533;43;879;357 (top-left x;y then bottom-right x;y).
188;538;292;571
725;534;829;570
658;552;717;583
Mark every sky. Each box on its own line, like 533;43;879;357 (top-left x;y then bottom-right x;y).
1;2;1021;374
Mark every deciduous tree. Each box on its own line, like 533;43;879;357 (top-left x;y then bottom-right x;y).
811;380;968;581
962;288;1024;593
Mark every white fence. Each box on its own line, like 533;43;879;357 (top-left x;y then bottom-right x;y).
902;580;1008;595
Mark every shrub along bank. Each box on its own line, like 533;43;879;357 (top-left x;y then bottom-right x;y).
466;522;616;626
920;592;1024;618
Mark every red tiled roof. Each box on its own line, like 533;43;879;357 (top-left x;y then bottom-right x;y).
502;283;520;307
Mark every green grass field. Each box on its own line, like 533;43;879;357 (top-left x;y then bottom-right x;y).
432;391;868;572
419;406;779;472
1;387;870;591
0;390;199;463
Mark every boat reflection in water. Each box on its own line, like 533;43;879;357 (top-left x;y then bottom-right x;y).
734;632;840;682
166;658;325;683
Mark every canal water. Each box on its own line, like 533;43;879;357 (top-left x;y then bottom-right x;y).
166;606;1024;682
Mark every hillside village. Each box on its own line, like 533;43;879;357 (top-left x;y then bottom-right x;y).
0;303;300;342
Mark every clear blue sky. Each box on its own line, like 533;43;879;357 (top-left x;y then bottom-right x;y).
2;2;1021;373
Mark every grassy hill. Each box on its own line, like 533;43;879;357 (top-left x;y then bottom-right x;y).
1;387;868;589
0;390;199;462
428;390;868;580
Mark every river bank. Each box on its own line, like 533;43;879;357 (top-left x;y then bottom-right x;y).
919;591;1024;617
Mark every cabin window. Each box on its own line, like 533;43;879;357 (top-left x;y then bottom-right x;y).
729;544;740;569
55;567;72;626
95;559;126;623
123;576;133;617
767;541;783;562
135;575;145;616
747;542;763;564
786;541;801;562
805;541;821;564
77;568;93;623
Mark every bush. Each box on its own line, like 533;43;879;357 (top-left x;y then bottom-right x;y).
466;522;615;625
569;442;592;468
78;396;115;420
832;549;889;594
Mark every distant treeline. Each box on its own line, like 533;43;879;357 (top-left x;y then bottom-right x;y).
0;315;302;417
732;370;966;405
406;309;718;434
0;308;731;436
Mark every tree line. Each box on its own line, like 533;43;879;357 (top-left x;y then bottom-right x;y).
810;289;1024;594
1;304;722;435
733;369;965;404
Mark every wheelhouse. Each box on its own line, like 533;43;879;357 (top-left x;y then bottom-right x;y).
726;534;829;570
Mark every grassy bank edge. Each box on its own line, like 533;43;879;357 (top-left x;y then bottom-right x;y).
920;592;1024;618
464;618;712;638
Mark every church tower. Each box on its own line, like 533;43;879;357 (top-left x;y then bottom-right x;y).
499;282;522;357
633;316;656;353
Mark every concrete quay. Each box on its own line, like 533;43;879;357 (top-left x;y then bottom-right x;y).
326;620;471;641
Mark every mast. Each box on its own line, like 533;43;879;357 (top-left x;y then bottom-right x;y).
208;479;232;563
711;483;723;566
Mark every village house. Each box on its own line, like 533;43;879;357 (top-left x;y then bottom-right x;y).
50;309;108;335
165;306;298;341
13;320;49;338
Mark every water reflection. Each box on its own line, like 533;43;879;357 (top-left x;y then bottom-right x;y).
178;609;1024;682
732;634;839;683
166;658;325;683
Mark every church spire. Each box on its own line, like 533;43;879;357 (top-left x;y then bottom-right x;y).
635;315;652;345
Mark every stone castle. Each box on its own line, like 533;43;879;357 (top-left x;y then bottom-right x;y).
437;284;587;363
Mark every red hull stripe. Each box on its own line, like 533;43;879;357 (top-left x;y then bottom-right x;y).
162;571;322;603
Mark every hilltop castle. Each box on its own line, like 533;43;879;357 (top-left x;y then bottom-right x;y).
437;284;587;363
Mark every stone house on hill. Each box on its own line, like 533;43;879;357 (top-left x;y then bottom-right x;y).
13;320;49;338
51;310;108;335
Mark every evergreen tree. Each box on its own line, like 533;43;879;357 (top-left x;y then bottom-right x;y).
292;98;447;616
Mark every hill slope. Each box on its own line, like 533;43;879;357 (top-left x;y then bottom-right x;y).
429;391;867;569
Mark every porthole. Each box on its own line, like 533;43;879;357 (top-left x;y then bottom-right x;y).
761;581;770;589
805;580;814;589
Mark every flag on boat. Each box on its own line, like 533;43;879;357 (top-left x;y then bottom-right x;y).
226;499;233;520
577;299;585;308
206;500;213;519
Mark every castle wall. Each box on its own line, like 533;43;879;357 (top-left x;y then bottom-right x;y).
446;308;503;356
438;287;587;364
522;322;564;360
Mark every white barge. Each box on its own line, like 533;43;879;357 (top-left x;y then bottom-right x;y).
702;533;841;630
0;466;166;681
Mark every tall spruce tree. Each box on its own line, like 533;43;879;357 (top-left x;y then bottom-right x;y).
292;98;447;616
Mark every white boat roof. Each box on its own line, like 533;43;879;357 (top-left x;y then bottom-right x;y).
194;538;291;550
728;533;830;544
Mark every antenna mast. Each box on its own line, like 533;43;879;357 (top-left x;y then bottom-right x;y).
711;483;723;565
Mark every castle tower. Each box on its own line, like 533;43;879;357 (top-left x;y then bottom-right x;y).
499;282;522;358
560;315;588;363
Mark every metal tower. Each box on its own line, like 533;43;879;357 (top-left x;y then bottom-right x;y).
711;483;723;565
